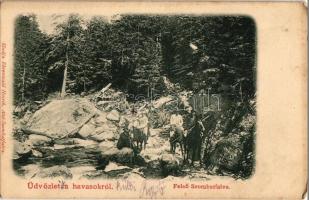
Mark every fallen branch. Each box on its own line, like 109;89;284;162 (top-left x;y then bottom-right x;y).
97;100;117;105
95;83;112;103
100;83;112;94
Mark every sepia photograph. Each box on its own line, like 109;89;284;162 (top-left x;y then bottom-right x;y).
0;1;307;199
12;14;256;180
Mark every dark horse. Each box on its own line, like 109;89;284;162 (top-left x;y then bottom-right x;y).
131;124;149;150
169;125;186;159
185;116;205;165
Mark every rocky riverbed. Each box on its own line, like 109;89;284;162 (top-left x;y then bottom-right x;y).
13;98;191;180
13;92;256;180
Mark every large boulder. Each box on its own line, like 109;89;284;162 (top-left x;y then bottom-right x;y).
78;114;118;142
106;110;120;122
82;118;118;142
78;123;96;138
24;98;99;139
95;113;108;125
13;141;32;160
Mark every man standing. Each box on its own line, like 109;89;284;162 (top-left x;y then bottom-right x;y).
117;118;133;150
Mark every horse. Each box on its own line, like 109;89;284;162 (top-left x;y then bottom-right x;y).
169;125;186;159
131;124;149;150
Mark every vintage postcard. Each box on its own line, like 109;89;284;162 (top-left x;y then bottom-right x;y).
0;1;307;199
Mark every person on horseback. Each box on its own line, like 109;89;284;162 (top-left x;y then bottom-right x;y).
170;110;184;129
130;111;149;150
169;110;186;158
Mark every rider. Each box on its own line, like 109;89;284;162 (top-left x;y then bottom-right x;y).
139;111;149;135
170;110;184;136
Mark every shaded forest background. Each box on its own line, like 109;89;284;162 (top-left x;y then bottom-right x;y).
13;14;256;179
14;14;256;104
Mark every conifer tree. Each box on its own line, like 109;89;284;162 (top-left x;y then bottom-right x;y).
14;15;48;104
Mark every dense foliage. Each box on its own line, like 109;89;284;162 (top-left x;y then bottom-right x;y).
14;15;49;103
14;14;256;104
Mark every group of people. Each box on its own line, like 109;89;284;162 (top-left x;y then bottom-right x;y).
169;110;207;166
116;111;150;152
116;103;208;166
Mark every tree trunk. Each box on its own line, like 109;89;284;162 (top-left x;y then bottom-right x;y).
240;81;243;103
61;34;69;98
83;70;86;92
61;61;68;98
21;65;26;101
